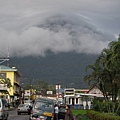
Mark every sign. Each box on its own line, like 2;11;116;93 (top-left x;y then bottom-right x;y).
24;90;30;96
44;112;52;117
65;89;74;96
47;91;53;94
0;84;7;90
58;94;63;98
56;85;61;90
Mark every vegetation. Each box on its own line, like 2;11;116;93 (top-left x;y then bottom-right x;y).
0;78;12;94
84;35;120;116
87;110;120;120
72;109;87;116
23;80;55;96
72;110;90;120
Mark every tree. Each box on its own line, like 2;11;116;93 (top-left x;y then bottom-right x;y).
23;80;53;96
0;78;12;94
35;80;49;95
97;48;115;101
106;35;120;101
84;59;110;101
84;35;120;102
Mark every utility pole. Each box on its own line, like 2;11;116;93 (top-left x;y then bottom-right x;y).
30;79;32;100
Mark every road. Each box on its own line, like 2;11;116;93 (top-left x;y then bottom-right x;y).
8;108;76;120
8;109;30;120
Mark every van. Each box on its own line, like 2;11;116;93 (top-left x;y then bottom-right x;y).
30;98;54;120
0;98;9;120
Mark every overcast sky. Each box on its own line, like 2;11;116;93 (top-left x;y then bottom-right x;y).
0;0;120;57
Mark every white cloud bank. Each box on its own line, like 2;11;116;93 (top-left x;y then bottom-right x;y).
0;0;119;57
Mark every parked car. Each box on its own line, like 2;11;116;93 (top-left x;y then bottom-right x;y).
30;98;54;120
17;104;31;115
0;98;9;120
24;100;33;107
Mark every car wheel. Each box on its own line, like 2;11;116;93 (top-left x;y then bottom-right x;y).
18;112;21;115
2;116;5;120
5;117;8;120
28;112;30;115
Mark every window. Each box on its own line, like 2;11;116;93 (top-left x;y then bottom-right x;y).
0;73;6;79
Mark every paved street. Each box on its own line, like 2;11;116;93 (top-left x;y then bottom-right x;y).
8;109;30;120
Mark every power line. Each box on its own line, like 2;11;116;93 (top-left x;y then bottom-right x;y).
0;49;9;64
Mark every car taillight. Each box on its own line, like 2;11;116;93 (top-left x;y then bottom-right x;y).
31;110;33;114
0;110;4;113
52;113;54;118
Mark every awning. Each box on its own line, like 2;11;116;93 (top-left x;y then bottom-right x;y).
80;93;104;98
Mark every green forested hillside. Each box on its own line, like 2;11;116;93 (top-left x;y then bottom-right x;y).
6;52;98;88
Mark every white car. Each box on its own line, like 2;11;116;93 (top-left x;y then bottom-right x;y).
17;104;31;115
24;100;33;107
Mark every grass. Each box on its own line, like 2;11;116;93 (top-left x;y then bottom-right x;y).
71;109;87;116
71;110;90;120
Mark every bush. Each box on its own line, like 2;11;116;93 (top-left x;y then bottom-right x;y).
76;114;90;120
86;110;120;120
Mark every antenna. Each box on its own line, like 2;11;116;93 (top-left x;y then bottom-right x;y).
7;45;10;59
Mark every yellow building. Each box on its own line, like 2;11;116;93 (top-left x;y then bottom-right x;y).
0;65;21;104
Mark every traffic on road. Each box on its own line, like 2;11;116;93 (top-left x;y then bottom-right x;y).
6;97;66;120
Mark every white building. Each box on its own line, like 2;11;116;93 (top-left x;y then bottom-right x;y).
64;85;104;109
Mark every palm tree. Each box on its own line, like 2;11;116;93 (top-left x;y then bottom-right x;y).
106;35;120;101
0;78;12;94
84;59;110;101
97;48;115;101
0;78;12;88
84;35;120;102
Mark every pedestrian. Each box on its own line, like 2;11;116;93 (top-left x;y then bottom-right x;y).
54;104;59;120
29;105;32;114
64;105;74;120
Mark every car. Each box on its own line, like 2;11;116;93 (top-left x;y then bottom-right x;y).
24;100;33;107
58;105;66;120
0;98;9;120
17;104;31;115
30;98;54;120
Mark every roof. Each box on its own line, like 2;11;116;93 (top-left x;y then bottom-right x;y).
0;65;17;71
0;65;21;76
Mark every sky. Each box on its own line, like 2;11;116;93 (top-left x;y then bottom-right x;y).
0;0;120;57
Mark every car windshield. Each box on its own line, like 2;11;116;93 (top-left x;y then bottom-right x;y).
24;100;32;103
34;101;53;109
18;104;26;107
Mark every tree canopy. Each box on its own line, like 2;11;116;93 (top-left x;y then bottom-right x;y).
84;35;120;102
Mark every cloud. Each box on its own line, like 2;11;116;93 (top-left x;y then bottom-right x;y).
0;0;119;57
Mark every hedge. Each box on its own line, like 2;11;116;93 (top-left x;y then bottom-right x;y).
86;110;120;120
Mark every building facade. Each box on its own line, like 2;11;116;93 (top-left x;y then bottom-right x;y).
0;65;22;105
64;86;103;109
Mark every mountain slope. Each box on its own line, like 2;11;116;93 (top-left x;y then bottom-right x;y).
7;52;98;88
